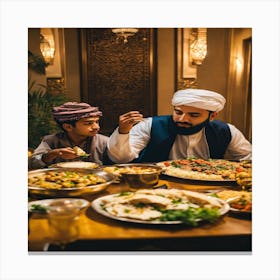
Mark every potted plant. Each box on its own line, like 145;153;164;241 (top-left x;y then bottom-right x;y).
28;51;67;149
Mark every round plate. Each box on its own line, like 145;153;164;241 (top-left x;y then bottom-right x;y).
156;159;248;182
28;198;90;213
51;161;99;169
91;190;230;225
161;171;236;182
229;207;252;219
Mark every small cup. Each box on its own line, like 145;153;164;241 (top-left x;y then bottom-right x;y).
47;199;80;245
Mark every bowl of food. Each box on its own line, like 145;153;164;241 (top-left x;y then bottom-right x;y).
110;164;163;189
28;168;117;197
214;190;252;219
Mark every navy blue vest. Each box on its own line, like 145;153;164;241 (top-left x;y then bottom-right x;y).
132;115;232;163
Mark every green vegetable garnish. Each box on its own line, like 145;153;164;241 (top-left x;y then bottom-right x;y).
117;191;132;197
79;153;90;158
171;161;181;168
159;207;220;226
135;203;146;208
171;198;182;204
30;204;47;213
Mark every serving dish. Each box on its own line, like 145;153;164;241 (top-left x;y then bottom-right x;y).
157;159;251;182
213;190;252;219
103;163;162;188
91;188;230;225
28;168;116;197
50;161;99;169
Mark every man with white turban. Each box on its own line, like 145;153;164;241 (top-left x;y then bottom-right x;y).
107;89;251;163
29;102;109;169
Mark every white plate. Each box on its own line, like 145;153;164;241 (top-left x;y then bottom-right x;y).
52;161;99;169
28;198;90;213
91;191;230;225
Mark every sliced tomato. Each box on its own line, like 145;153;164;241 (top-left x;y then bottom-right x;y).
235;167;244;173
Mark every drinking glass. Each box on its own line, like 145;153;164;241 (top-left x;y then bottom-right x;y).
47;199;80;249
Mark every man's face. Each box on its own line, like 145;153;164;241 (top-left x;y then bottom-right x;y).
68;116;100;137
172;105;214;128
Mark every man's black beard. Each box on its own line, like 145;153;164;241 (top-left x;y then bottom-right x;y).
174;115;210;135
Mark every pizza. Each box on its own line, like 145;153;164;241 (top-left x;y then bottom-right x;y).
157;158;252;181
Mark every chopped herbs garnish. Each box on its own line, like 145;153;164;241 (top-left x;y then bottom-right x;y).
159;208;220;226
171;161;181;168
117;191;132;197
171;198;182;204
135;203;146;208
30;204;47;213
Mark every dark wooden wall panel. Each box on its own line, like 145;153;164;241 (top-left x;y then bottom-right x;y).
80;28;157;135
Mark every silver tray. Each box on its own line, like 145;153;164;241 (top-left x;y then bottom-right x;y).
28;168;116;197
161;170;236;182
157;161;237;182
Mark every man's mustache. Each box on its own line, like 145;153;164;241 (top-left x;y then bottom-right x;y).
175;122;193;126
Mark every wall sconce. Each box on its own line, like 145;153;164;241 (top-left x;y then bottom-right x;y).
40;33;55;65
112;28;139;44
189;28;207;65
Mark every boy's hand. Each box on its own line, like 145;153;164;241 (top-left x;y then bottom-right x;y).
42;147;77;163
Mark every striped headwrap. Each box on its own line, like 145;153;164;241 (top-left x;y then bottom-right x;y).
52;102;102;122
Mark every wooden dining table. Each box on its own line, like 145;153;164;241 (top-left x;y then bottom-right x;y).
28;175;252;252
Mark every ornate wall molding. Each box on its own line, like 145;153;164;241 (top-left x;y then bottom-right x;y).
80;28;156;135
176;28;198;90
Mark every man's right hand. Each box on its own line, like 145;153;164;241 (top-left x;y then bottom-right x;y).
118;111;143;134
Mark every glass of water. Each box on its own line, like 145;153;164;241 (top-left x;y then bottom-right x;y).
47;199;80;249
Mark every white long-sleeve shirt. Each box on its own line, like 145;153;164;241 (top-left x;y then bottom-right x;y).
107;117;252;163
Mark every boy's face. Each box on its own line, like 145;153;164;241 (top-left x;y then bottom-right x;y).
172;105;216;128
65;116;100;137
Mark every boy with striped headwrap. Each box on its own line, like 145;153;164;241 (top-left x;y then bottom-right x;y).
29;102;109;169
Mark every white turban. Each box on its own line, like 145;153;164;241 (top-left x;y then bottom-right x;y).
172;89;226;112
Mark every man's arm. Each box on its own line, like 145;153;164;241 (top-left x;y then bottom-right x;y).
225;124;252;160
107;113;152;163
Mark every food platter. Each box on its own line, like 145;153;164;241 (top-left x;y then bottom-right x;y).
28;198;90;214
214;190;252;219
50;161;99;169
91;188;230;225
157;158;251;182
28;168;116;197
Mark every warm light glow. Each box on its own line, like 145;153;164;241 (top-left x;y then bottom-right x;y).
235;57;242;68
189;28;207;65
112;28;139;44
40;34;55;65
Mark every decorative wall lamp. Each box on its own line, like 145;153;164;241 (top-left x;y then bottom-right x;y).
189;28;207;65
112;28;139;44
40;33;55;65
